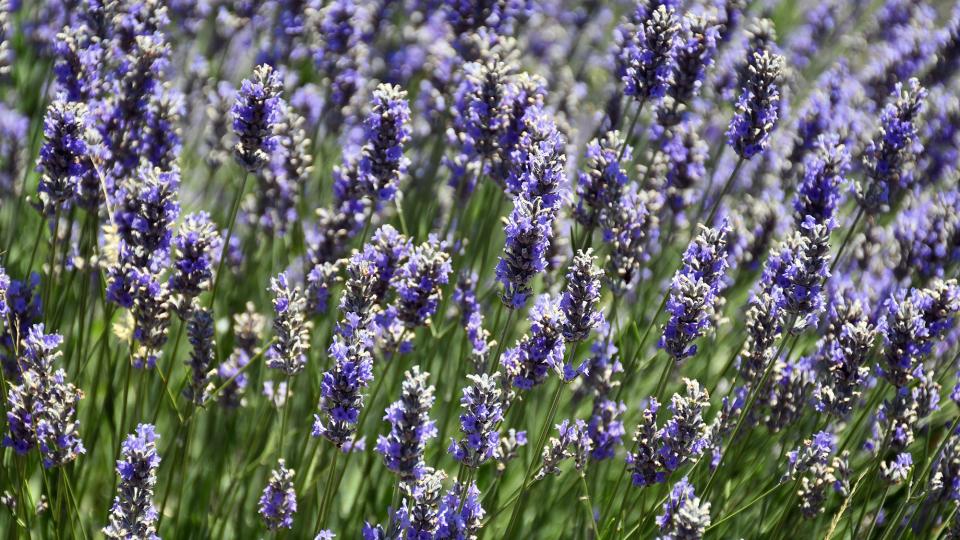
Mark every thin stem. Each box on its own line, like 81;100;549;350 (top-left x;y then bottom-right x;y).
208;171;250;309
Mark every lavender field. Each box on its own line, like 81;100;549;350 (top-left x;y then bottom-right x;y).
1;0;959;538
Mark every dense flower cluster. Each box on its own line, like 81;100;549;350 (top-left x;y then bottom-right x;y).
3;1;960;538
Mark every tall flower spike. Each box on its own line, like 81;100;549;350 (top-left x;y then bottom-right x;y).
266;272;312;376
454;54;510;162
657;477;711;540
726;50;784;159
103;424;161;540
560;249;603;343
655;121;708;216
623;5;680;102
660;223;730;362
604;185;661;293
313;330;375;447
503;295;566;389
761;222;832;332
392;237;452;328
449;372;504;468
3;325;84;467
575;131;630;229
857;78;927;214
662;12;719;124
497;194;553;308
793;136;849;231
233;64;284;172
36;99;91;215
535;419;592;480
259;459;297;530
183;306;215;406
813;296;876;417
170;212;222;300
356;83;411;203
376;366;436;481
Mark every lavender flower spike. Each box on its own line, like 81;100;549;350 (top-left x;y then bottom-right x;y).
170;212;222;300
449;372;504;468
266;272;312;376
4;324;85;468
259;459;297;530
357;83;411;203
393;236;452;328
233;64;284;172
726;50;784;159
497;194;552;309
36;98;91;215
623;5;680;103
313;331;375;448
857;78;927;214
376;366;436;481
560;249;604;343
657;477;711;539
103;424;161;540
660;222;730;362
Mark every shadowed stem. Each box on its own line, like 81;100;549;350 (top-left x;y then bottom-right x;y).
208;171;250;310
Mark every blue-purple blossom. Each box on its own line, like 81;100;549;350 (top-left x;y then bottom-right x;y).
232;64;284;172
454;272;492;366
622;5;680;103
313;331;375;448
503;295;565;390
575;131;630;229
103;424;160;540
560;249;603;343
170;212;222;299
265;272;312;376
496;194;553;308
449;372;504;468
535;418;592;480
259;459;297;530
36;98;92;215
659;223;730;362
3;325;84;468
726;50;784;159
656;476;711;540
392;236;451;328
627;379;711;487
857;78;927;214
375;367;436;481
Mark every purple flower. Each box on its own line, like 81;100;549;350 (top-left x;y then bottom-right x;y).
857;78;926;213
560;249;603;343
627;379;711;487
793;136;849;231
726;50;784;159
664;12;719;116
266;272;312;376
496;194;553;309
536;418;592;480
575;131;631;229
3;325;84;468
503;295;566;390
170;212;222;299
375;366;436;481
449;372;504;468
812;295;876;417
183;306;215;406
232;64;284;172
588;398;627;461
103;424;160;540
36;98;92;215
259;459;297;530
656;476;711;539
622;5;680;102
659;223;730;362
313;331;374;448
603;185;661;293
392;236;452;328
454;272;492;366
